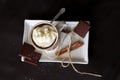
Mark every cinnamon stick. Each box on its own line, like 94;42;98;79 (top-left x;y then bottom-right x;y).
56;41;83;56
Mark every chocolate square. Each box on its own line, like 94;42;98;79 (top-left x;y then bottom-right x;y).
30;51;41;61
19;43;35;60
24;58;38;66
24;52;41;66
19;43;41;65
19;43;42;66
74;20;90;38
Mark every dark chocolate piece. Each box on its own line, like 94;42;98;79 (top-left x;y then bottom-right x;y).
24;58;38;66
19;43;35;60
30;51;41;61
62;28;71;33
19;43;42;66
24;52;41;66
74;20;90;38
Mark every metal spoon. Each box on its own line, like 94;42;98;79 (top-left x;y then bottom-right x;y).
51;8;65;23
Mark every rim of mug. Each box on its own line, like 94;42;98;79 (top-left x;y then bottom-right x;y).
30;22;59;50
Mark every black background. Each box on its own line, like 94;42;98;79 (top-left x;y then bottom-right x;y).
0;0;120;80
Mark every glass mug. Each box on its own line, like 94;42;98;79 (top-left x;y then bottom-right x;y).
31;22;59;51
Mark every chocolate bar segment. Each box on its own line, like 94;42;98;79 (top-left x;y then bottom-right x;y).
19;43;42;66
74;20;90;38
24;58;38;66
30;51;41;61
24;51;41;66
19;43;35;60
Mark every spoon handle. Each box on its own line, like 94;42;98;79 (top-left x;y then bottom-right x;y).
51;8;65;23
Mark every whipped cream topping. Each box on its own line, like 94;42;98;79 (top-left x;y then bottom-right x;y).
32;24;58;48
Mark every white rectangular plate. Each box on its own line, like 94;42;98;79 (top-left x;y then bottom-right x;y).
21;19;89;64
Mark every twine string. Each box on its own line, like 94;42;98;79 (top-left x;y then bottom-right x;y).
67;33;102;77
42;23;102;77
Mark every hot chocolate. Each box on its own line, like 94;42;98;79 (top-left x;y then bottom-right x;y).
31;23;58;50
